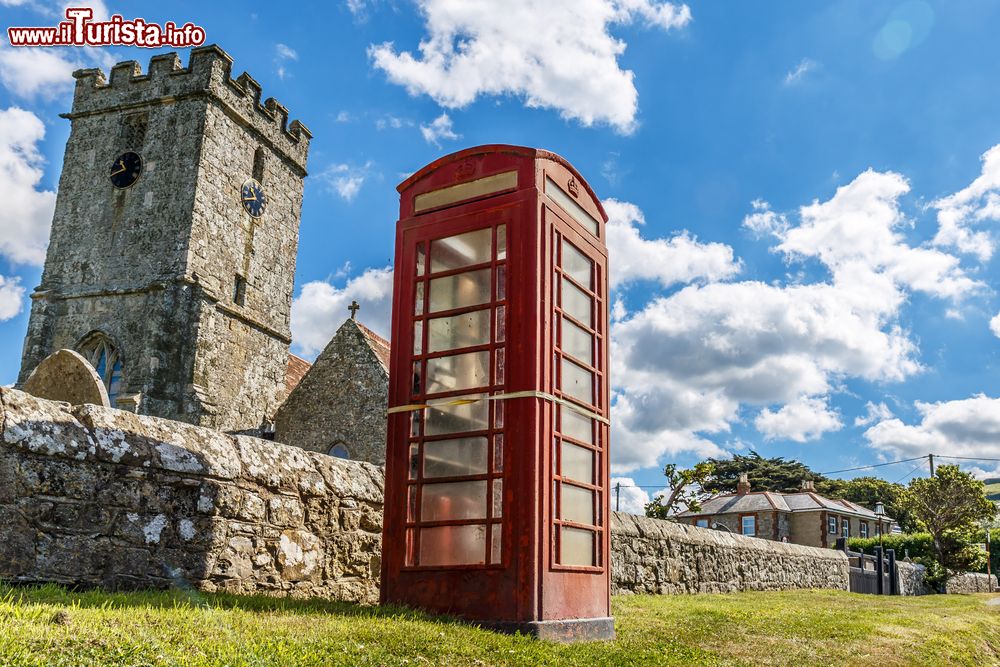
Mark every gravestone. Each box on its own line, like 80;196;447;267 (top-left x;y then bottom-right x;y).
23;349;110;407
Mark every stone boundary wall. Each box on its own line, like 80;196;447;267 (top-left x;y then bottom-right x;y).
945;572;998;594
0;388;383;603
895;560;929;596
610;512;850;594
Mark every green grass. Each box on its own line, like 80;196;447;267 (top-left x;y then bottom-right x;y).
0;584;998;666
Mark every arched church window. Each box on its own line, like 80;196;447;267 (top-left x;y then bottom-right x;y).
77;334;125;405
329;443;350;460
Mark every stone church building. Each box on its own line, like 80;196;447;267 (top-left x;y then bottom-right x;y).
15;45;388;464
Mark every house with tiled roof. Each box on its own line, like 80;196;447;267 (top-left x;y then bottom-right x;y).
677;474;896;548
273;317;390;464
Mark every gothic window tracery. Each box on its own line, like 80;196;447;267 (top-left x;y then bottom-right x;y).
77;333;124;405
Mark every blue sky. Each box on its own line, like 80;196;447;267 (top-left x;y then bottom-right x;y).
2;0;1000;511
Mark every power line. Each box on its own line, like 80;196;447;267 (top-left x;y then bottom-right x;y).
891;462;928;485
935;454;1000;462
817;455;928;476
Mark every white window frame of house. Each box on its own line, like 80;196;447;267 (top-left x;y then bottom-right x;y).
860;522;869;538
741;515;756;536
842;518;849;538
828;516;838;535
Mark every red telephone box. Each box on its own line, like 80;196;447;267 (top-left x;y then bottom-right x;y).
381;145;613;641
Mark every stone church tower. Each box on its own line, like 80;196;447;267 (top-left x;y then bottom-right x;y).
17;45;311;432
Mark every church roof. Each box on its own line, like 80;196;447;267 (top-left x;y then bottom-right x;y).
353;320;391;371
285;353;312;395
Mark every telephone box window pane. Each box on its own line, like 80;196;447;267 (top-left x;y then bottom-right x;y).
426;350;490;394
423;437;488;478
416;242;426;276
419;524;487;566
561;527;596;567
405;528;416;566
561;484;595;525
428;309;490;353
408;444;419;480
415;282;425;315
562;317;593;366
496;265;506;300
562;442;594;483
425;395;489;435
561;277;592;326
492;480;503;518
493;434;504;472
430;228;492;272
561;358;594;405
421;481;488;521
407;485;417;522
429;269;491;312
560;408;593;445
497;224;507;260
495;348;505;384
495;306;506;342
490;527;502;564
413;321;423;355
562;239;593;289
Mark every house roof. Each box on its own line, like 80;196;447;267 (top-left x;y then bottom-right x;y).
353;320;391;371
285;353;312;395
679;490;893;522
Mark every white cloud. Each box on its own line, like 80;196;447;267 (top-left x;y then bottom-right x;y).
774;170;982;300
419;113;459;147
318;161;375;201
990;312;1000;339
608;165;982;471
931;144;1000;261
335;110;352;123
783;58;817;86
290;266;394;358
275;43;298;79
742;199;788;237
0;44;79;100
605;198;741;289
376;114;412;130
865;394;1000;462
610;477;650;514
369;0;691;133
0;275;25;321
0;107;55;266
755;396;842;443
854;400;893;427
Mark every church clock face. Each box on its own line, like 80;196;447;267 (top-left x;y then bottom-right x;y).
241;178;267;218
109;151;142;189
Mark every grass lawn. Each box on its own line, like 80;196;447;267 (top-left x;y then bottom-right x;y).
0;584;998;666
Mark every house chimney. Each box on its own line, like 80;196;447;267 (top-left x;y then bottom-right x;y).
800;479;816;492
736;473;751;495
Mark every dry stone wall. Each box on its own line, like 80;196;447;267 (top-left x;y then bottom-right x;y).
945;572;998;594
895;560;929;596
611;512;850;594
0;388;382;603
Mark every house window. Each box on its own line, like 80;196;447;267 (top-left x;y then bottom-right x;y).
741;515;756;536
77;333;125;405
860;522;869;538
828;516;838;535
842;518;849;538
329;443;350;459
695;519;708;528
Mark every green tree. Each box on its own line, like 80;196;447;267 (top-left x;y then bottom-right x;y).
899;465;998;574
645;462;715;519
702;451;821;494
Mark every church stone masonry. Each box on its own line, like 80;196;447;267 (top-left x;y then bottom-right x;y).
17;45;311;433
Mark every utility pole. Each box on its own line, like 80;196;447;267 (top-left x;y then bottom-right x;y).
928;453;935;477
615;482;621;512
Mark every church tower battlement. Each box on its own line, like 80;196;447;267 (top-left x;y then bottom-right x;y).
18;45;311;433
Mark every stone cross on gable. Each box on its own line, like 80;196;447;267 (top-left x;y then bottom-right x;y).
349;300;360;319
